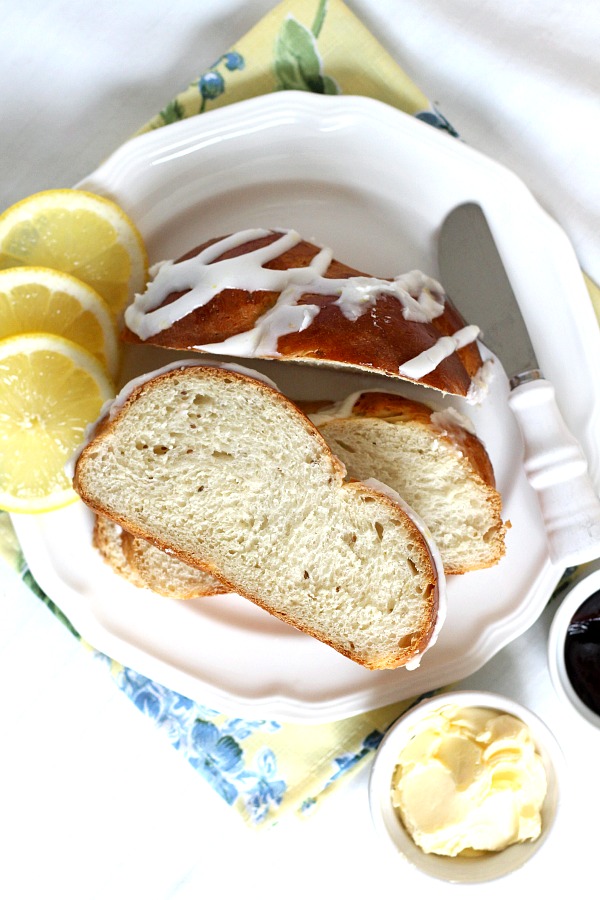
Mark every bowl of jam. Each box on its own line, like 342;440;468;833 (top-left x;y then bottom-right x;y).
548;565;600;729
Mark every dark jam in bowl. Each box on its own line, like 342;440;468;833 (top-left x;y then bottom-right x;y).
564;589;600;716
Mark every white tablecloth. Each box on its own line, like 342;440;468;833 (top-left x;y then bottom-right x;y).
2;2;599;896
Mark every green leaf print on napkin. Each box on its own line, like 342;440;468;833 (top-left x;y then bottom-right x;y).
158;99;185;126
20;562;81;639
274;1;339;95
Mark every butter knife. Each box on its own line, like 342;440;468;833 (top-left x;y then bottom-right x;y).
438;201;600;567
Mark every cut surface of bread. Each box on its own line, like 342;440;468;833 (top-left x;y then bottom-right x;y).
93;514;227;599
74;364;444;670
316;392;507;575
122;228;489;401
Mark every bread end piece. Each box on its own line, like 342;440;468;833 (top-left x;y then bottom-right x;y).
93;514;228;599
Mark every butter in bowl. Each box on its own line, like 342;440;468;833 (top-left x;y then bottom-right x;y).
368;690;564;883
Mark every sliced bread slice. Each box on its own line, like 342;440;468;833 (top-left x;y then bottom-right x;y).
316;391;507;575
93;514;227;599
74;364;444;670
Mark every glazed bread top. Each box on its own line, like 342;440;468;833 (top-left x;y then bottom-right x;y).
122;229;489;401
74;364;444;670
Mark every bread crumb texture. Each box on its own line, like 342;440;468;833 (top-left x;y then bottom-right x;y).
75;367;439;669
321;412;506;574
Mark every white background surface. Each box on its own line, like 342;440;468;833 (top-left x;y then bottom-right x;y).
2;1;600;897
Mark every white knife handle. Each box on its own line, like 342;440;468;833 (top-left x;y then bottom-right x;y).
508;378;600;567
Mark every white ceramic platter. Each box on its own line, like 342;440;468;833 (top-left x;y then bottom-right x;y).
12;93;600;722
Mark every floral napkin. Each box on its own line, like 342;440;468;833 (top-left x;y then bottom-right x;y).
0;0;593;828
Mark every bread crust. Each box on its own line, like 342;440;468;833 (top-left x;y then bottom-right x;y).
122;232;483;398
74;365;442;669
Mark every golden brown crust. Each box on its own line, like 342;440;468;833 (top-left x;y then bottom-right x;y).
122;232;483;398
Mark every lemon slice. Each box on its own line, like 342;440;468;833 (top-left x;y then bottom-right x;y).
0;189;148;320
0;266;119;377
0;332;114;513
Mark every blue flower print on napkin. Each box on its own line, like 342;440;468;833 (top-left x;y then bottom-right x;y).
107;661;285;823
198;52;245;112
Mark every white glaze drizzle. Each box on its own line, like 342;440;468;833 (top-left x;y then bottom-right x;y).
430;407;476;436
307;392;365;427
398;325;481;380
466;357;495;405
125;228;480;381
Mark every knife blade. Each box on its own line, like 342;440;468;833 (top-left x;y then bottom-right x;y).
438;201;600;567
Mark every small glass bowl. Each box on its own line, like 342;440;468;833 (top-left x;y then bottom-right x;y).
368;690;564;883
548;565;600;730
